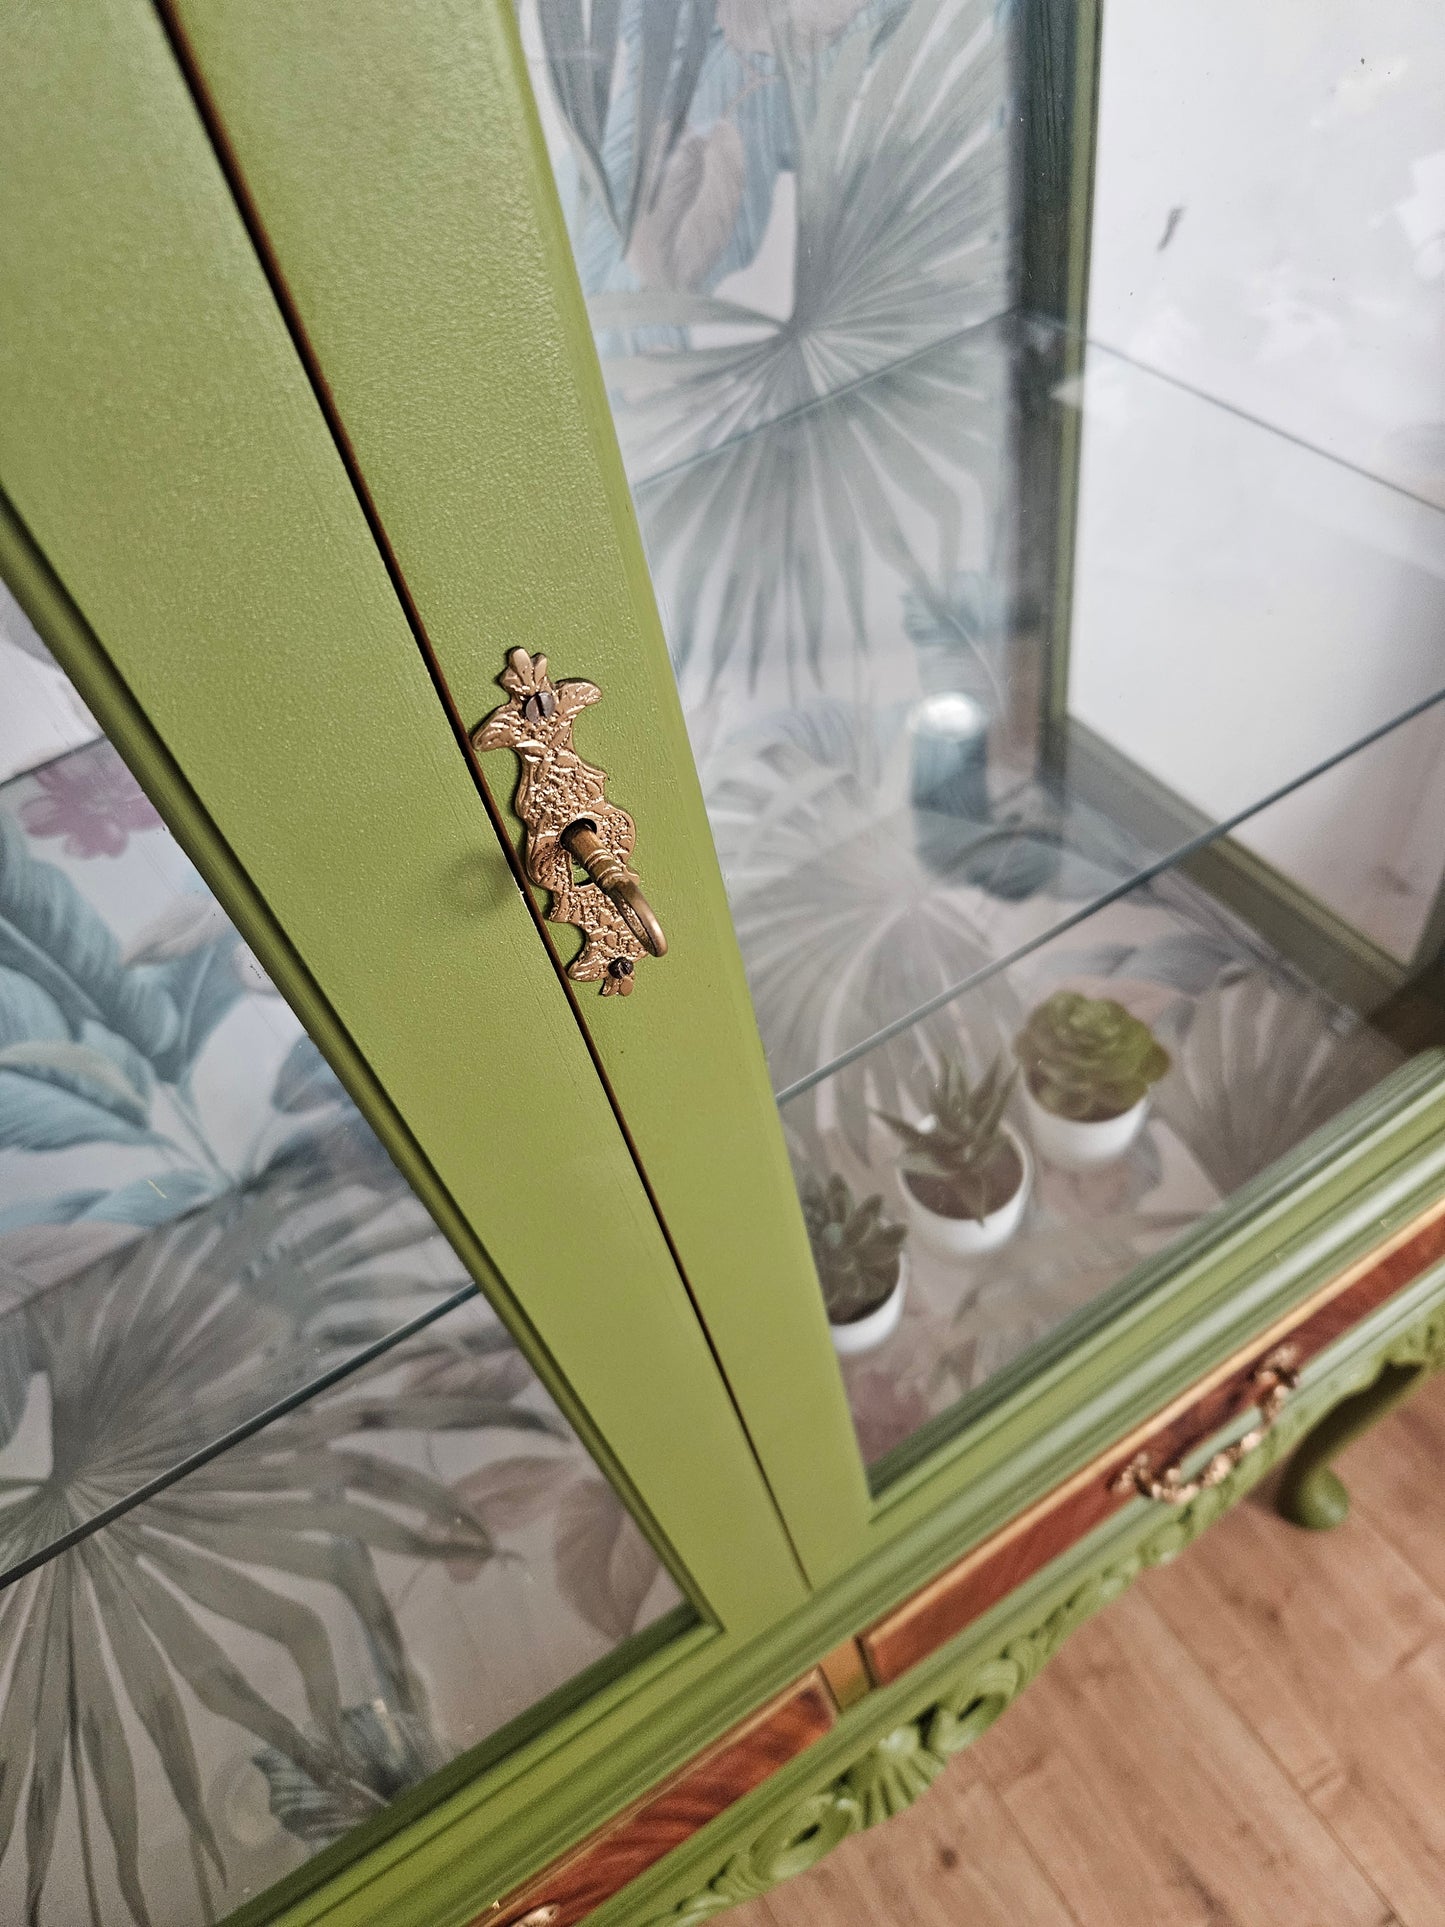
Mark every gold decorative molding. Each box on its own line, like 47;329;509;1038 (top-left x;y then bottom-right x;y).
1111;1346;1300;1505
863;1188;1445;1683
639;1300;1445;1927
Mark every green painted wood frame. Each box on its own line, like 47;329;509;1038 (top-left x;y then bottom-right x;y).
219;1074;1445;1923
280;1063;1445;1923
162;0;872;1589
162;0;1445;1600
610;1236;1445;1925
15;10;1445;1926
0;5;815;1919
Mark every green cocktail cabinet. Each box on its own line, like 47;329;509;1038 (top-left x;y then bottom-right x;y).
4;4;1445;1924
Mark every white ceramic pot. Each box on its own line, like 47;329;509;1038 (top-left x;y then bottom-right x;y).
1022;1083;1148;1170
828;1254;908;1356
898;1123;1032;1258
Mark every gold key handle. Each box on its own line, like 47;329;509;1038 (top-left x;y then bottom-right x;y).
561;820;667;962
471;650;666;996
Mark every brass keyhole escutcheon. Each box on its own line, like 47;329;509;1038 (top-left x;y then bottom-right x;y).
472;650;666;997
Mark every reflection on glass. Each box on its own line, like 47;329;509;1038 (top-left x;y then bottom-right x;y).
524;1;1445;1468
797;815;1403;1467
635;321;1445;1104
0;648;468;1544
0;1293;681;1924
0;573;683;1920
521;0;1011;483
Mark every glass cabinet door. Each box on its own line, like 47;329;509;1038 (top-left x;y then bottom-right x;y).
162;0;1445;1573
0;9;808;1922
510;0;1445;1474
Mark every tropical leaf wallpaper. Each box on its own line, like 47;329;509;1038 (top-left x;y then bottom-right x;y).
0;10;1420;1913
527;0;1011;470
0;716;678;1924
522;0;1029;1104
522;0;1410;1475
808;859;1402;1468
0;578;96;788
522;0;1017;711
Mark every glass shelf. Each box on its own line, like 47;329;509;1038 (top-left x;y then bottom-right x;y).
0;692;483;1577
621;310;1445;1474
628;316;1445;1106
523;0;1445;1480
0;1288;685;1924
810;835;1405;1468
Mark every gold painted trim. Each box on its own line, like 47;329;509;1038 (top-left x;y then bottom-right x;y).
816;1637;872;1712
1094;1189;1445;1470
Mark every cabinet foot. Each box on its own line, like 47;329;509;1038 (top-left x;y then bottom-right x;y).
1275;1362;1426;1531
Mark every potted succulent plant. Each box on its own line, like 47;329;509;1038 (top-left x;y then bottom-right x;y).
801;1173;909;1355
1014;989;1171;1169
878;1055;1031;1258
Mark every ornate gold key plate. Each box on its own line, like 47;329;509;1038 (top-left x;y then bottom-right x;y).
472;650;666;995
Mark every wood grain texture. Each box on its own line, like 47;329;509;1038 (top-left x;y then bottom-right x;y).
743;1772;1080;1927
1140;1377;1445;1925
1146;1501;1445;1923
974;1587;1395;1927
741;1376;1445;1927
815;1640;871;1713
483;1675;836;1927
1340;1347;1445;1601
864;1193;1445;1682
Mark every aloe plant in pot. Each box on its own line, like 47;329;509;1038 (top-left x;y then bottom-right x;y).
878;1055;1031;1258
801;1173;909;1355
1015;990;1171;1170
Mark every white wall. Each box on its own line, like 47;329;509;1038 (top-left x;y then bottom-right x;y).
1068;0;1445;964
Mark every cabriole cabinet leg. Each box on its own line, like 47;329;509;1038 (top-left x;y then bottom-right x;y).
1275;1362;1428;1530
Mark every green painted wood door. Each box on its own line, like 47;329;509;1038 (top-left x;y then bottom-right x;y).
160;0;872;1592
0;6;813;1923
157;0;1445;1622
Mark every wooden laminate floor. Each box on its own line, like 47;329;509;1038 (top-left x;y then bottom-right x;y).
735;1370;1445;1927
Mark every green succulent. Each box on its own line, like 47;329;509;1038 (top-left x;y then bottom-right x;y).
1015;990;1170;1122
878;1055;1019;1224
801;1173;907;1324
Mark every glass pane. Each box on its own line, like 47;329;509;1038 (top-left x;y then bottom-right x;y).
629;317;1445;1102
810;763;1405;1469
0;567;685;1916
522;4;1445;1466
0;574;468;1564
0;575;100;784
0;1291;683;1923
